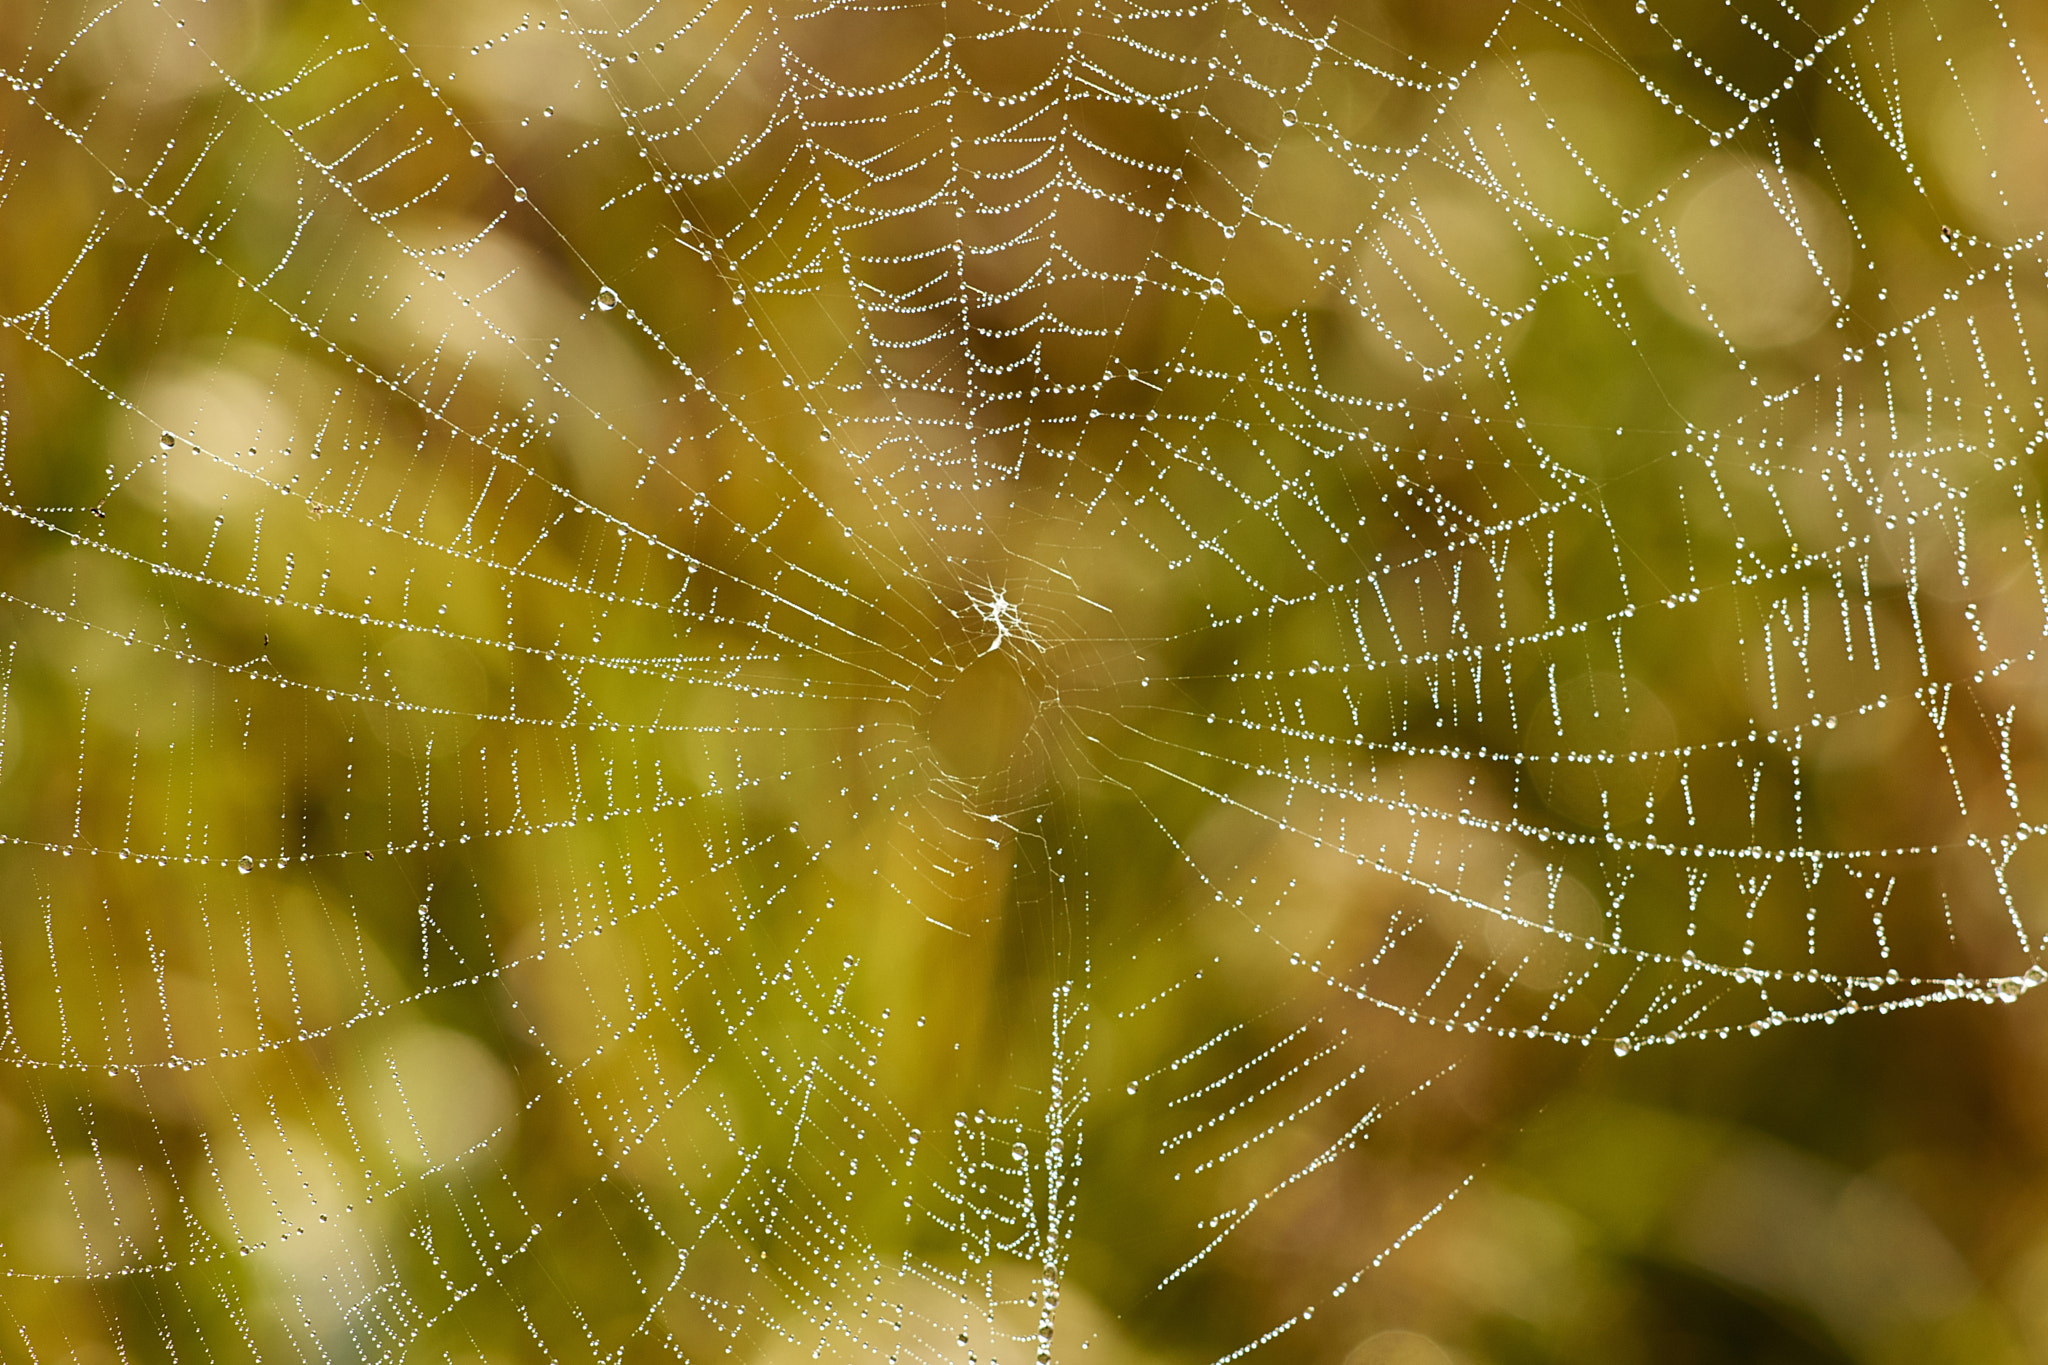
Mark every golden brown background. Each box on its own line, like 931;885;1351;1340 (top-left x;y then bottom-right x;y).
3;0;2048;1362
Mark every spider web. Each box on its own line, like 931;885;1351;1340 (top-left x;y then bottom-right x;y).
0;0;2044;1360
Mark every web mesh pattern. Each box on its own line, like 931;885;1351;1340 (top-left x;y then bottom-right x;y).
0;0;2044;1360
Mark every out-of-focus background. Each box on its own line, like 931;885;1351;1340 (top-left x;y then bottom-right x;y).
4;0;2048;1362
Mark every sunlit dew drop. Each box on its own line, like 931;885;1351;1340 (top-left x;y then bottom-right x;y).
237;855;254;875
595;286;619;312
160;431;175;450
1612;1038;1630;1057
1010;1141;1028;1162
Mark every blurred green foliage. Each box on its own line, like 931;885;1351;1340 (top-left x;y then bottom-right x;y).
2;0;2048;1363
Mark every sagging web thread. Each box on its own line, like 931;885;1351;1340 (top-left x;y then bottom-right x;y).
0;0;2045;1360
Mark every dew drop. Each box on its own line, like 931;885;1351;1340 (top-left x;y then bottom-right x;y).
161;432;176;450
1010;1142;1028;1162
595;287;620;312
237;855;254;875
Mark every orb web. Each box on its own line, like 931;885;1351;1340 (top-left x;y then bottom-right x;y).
0;0;2044;1360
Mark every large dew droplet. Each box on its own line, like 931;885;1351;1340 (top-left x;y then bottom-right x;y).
595;286;620;312
237;855;254;875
